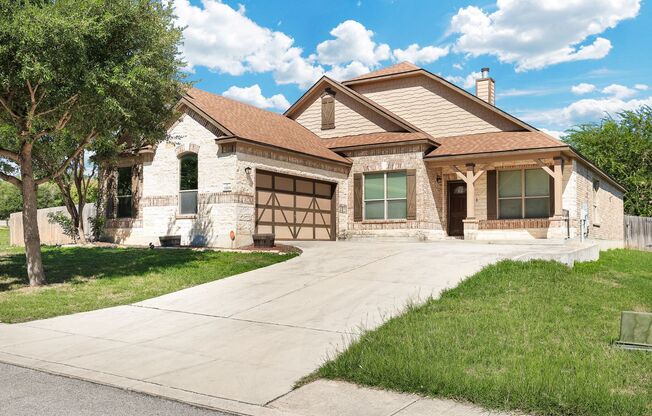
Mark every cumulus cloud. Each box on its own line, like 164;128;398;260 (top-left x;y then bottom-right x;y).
326;61;372;81
540;128;566;140
316;20;390;67
601;84;637;99
522;95;652;129
445;71;482;89
222;85;290;111
392;44;449;65
635;84;649;91
571;83;596;95
175;0;322;88
449;0;640;71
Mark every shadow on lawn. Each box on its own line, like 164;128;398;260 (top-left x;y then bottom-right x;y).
0;247;207;292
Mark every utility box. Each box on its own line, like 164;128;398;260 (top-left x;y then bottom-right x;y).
615;311;652;351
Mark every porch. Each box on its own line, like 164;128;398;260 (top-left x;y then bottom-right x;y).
427;148;571;240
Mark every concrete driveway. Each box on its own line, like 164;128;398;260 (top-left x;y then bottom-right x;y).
0;240;590;414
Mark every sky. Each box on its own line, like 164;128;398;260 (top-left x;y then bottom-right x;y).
176;0;651;138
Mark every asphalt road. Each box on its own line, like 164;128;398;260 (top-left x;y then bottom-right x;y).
0;362;234;416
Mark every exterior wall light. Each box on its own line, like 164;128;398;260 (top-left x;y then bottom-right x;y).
244;166;252;175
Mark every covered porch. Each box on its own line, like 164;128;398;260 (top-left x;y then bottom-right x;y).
425;132;573;240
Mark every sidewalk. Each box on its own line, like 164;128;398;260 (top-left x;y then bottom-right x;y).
269;380;521;416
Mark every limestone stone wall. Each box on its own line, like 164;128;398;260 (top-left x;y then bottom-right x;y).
343;144;445;239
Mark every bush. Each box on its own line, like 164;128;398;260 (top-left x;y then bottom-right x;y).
47;211;78;243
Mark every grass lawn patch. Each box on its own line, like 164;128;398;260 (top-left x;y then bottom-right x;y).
317;250;652;416
0;231;296;323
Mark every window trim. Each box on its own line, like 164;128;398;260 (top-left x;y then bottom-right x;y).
592;179;601;226
497;168;550;220
179;153;198;215
363;171;408;220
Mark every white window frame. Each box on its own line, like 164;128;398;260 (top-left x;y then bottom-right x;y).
179;153;198;215
592;179;601;226
363;171;407;220
497;168;550;219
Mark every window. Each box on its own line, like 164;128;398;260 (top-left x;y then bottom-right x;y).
321;94;335;130
498;169;549;219
116;167;133;218
364;171;407;220
179;153;198;215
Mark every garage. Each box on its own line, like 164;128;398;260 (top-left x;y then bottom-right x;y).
255;170;336;241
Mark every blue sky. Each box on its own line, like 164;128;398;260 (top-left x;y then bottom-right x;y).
177;0;651;137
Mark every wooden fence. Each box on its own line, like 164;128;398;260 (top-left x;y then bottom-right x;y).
624;215;652;251
9;205;96;247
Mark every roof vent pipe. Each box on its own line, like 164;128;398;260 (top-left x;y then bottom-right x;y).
481;67;490;78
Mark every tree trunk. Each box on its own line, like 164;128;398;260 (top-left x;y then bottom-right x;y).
20;145;46;286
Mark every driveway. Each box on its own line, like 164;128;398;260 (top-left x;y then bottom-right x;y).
0;240;584;413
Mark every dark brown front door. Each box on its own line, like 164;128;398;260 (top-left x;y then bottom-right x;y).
448;182;467;236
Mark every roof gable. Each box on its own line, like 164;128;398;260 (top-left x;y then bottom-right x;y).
346;61;420;82
285;76;423;135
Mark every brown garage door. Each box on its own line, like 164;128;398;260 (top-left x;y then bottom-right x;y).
255;170;336;241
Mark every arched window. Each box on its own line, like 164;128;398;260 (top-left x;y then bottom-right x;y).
179;153;198;215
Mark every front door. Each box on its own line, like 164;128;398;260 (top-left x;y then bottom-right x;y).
448;182;467;236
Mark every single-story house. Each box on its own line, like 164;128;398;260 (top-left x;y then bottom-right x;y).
100;62;624;247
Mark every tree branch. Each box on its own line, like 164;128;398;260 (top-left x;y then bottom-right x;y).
0;96;20;121
0;170;21;188
35;94;78;118
0;147;19;163
36;131;97;185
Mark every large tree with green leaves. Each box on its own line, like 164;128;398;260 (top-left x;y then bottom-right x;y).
565;106;652;217
0;0;186;285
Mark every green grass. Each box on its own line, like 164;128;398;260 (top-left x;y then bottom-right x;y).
0;231;296;323
317;250;652;416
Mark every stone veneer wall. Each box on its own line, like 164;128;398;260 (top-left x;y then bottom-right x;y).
343;144;446;239
573;160;624;241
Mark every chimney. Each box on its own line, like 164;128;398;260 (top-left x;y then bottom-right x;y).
475;67;495;105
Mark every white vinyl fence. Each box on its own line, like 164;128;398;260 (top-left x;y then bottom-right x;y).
9;205;96;247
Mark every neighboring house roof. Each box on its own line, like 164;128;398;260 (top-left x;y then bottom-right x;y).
346;61;421;82
182;88;350;165
284;76;424;134
425;131;566;158
343;64;536;133
325;132;436;150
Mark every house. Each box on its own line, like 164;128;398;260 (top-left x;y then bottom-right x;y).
100;62;625;247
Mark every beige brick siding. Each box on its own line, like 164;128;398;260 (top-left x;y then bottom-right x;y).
573;160;624;240
343;144;445;239
351;75;523;138
294;90;402;138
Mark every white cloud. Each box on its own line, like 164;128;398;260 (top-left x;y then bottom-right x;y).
316;20;390;67
392;44;449;65
635;84;649;91
571;83;596;95
521;95;652;129
326;61;371;81
540;128;566;140
449;0;640;71
445;71;482;89
222;84;290;111
453;63;464;70
602;84;637;99
175;0;322;88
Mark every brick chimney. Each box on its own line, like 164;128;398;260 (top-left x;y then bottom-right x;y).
475;67;495;105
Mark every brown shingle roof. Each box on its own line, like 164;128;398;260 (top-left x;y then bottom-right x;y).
426;131;567;158
325;132;436;149
345;61;420;82
184;88;349;164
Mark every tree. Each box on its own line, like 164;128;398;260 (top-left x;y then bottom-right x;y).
0;0;186;285
565;106;652;217
0;180;64;220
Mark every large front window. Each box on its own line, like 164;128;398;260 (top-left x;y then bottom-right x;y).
117;167;133;218
498;169;549;219
364;171;407;220
179;154;198;215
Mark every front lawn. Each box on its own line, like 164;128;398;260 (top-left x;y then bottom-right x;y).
0;234;296;323
317;250;652;416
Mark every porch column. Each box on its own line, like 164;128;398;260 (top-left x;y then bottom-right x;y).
553;157;563;217
465;163;476;219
